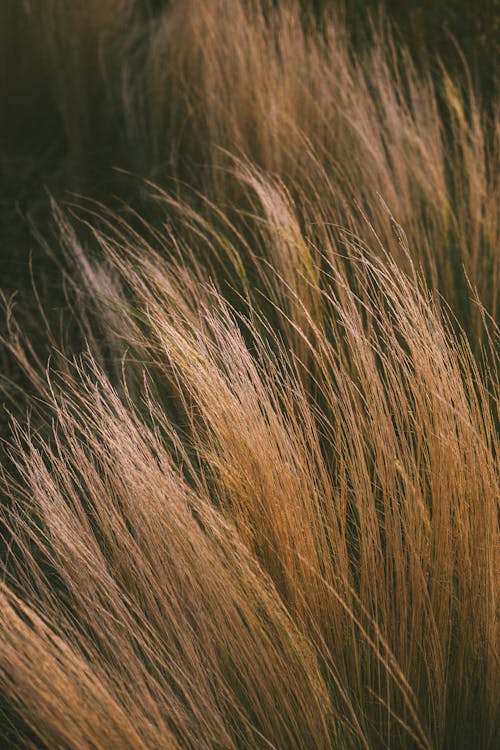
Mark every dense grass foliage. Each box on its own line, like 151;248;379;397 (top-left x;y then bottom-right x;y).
0;2;498;749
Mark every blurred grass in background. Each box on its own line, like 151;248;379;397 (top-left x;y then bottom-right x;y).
319;0;499;99
0;0;498;373
1;0;498;164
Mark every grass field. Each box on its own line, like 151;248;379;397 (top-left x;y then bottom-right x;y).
0;2;498;749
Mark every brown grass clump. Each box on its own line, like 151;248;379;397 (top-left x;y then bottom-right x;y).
0;2;498;749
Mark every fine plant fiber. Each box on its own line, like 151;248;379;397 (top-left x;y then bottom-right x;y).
0;1;498;750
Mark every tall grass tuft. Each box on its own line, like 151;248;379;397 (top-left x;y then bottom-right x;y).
0;1;498;749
